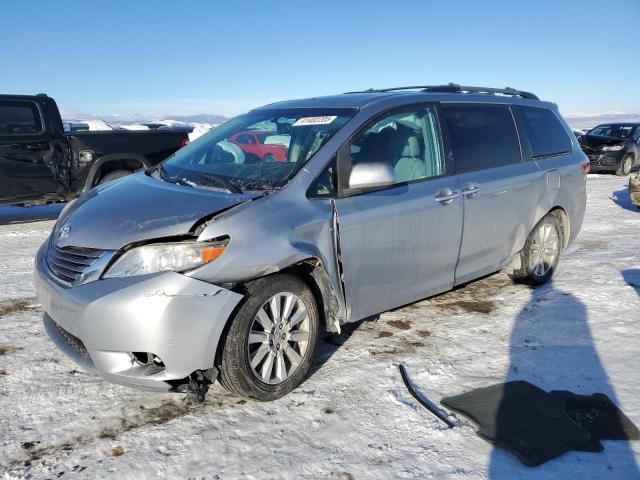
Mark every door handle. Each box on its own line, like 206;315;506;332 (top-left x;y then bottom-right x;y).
462;183;480;198
435;189;460;205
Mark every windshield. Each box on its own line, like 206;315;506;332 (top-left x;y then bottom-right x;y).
588;124;633;139
154;108;355;193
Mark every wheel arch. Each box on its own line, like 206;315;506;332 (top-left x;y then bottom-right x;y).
213;258;341;370
83;153;152;191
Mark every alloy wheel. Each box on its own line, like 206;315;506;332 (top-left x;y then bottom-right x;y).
529;223;560;277
247;292;310;385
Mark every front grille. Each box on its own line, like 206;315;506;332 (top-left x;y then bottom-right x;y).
46;241;109;285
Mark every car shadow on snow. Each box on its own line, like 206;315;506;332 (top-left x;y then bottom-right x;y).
611;186;639;212
622;269;640;297
488;281;640;478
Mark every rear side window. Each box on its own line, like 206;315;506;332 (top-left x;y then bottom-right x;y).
442;104;521;173
0;101;43;135
518;106;572;158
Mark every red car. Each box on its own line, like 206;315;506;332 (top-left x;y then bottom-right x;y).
229;130;288;162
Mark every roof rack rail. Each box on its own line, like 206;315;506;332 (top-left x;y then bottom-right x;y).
344;83;539;100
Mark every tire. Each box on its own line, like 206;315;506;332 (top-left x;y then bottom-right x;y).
263;154;276;163
98;169;132;184
616;155;634;176
219;274;320;401
509;214;562;286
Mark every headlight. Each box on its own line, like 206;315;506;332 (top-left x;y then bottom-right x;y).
103;239;228;278
601;145;624;152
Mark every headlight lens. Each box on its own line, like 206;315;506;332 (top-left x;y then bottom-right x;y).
601;145;624;152
103;239;228;278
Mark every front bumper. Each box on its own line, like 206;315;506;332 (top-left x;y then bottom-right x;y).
34;242;243;391
583;150;624;171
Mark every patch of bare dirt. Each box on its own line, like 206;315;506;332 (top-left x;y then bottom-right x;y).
378;331;394;338
426;275;512;314
370;340;425;359
0;298;37;317
416;329;431;338
8;400;192;471
0;344;23;356
98;400;190;439
387;319;411;330
110;446;125;457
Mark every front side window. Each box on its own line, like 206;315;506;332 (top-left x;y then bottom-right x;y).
0;101;43;135
155;108;354;193
442;104;522;173
349;106;445;185
518;106;572;158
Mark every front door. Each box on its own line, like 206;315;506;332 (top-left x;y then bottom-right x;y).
334;104;463;322
0;99;60;204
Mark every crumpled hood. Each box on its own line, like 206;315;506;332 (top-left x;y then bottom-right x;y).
54;172;254;250
581;135;627;147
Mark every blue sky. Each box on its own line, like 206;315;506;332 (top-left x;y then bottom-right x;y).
1;0;638;117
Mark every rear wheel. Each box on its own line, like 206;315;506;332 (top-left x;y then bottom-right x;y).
219;274;320;401
263;153;276;162
509;214;561;286
98;169;132;184
616;155;634;176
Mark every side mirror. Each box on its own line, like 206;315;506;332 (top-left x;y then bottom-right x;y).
348;162;396;190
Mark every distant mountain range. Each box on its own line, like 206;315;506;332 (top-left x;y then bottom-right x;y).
61;112;229;126
62;111;640;132
564;112;640;130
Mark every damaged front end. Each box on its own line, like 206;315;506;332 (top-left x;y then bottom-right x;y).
35;242;244;394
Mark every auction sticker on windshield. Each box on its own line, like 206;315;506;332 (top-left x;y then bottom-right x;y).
293;116;337;127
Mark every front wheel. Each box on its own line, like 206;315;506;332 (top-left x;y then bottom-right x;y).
509;214;562;286
616;155;634;176
219;274;320;401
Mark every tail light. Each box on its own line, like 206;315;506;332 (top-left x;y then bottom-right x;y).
581;161;590;175
180;138;189;148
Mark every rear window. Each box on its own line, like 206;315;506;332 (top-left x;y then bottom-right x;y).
0;101;43;135
442;104;522;173
518;106;572;158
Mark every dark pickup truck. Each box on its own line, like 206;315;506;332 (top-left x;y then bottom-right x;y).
0;94;189;205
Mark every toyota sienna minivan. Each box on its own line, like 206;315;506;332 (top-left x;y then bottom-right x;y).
35;85;588;402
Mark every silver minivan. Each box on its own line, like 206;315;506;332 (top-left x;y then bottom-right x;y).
34;85;588;402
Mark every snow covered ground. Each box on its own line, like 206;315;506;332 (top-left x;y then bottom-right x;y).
0;175;638;479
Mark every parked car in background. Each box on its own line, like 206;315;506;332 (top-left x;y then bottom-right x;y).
0;94;189;205
579;123;639;175
35;84;588;403
229;130;289;162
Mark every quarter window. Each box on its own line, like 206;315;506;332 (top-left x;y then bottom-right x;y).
0;101;42;135
349;106;445;185
518;106;572;158
442;104;522;173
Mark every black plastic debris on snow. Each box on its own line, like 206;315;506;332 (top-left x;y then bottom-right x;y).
398;364;456;428
441;381;590;467
550;390;640;452
440;381;640;467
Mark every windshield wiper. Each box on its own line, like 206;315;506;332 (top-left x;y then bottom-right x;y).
196;173;244;194
156;165;243;194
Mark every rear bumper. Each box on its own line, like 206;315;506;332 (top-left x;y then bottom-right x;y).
34;242;243;391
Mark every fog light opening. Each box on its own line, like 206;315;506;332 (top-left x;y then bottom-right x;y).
130;351;166;374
